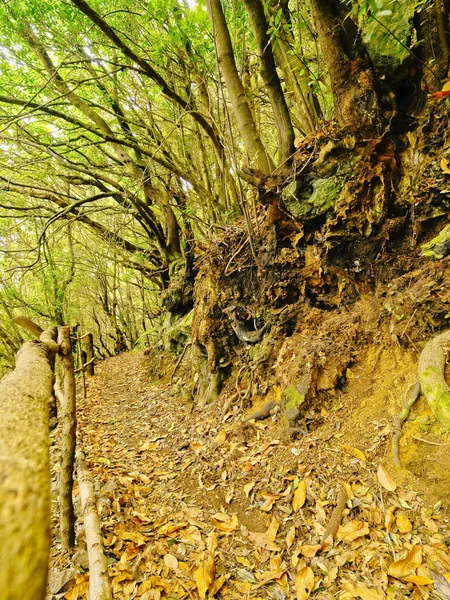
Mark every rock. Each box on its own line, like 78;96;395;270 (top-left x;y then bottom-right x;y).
47;567;77;594
72;547;89;570
282;176;341;221
421;224;450;259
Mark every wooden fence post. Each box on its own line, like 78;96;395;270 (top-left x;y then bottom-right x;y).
0;327;57;600
57;326;77;550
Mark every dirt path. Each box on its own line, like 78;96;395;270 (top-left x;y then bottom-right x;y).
52;351;450;600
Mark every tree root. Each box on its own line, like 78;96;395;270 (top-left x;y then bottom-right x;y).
392;381;421;471
418;329;450;427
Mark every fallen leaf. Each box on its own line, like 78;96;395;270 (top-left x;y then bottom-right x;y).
244;481;255;497
396;513;412;534
388;545;422;579
195;551;215;599
286;525;296;549
163;553;178;570
441;157;450;175
293;480;307;511
299;544;321;558
337;521;370;542
341;584;384;599
342;444;366;463
215;429;227;445
295;566;314;599
384;506;396;532
403;574;434;585
266;516;280;542
211;512;238;532
377;465;397;492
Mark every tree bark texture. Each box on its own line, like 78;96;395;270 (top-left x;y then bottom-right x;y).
206;0;274;174
57;326;77;550
0;339;54;600
85;333;95;376
310;0;382;135
76;450;113;600
242;0;295;164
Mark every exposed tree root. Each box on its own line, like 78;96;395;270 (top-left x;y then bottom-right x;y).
392;381;421;471
418;329;450;427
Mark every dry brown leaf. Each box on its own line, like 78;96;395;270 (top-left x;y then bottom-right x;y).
377;465;397;492
342;444;366;463
293;480;307;511
337;521;370;542
388;545;422;579
211;512;238;533
295;566;314;599
195;551;215;599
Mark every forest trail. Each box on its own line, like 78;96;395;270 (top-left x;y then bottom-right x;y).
48;350;450;600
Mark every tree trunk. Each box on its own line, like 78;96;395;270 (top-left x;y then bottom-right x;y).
206;0;274;174
241;0;295;165
0;338;55;600
310;0;383;135
58;326;77;550
85;333;94;376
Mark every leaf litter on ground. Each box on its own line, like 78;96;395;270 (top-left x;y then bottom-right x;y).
48;352;450;600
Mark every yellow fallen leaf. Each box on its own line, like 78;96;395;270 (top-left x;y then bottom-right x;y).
295;566;314;599
441;157;450;175
215;429;227;445
195;551;215;599
403;575;434;585
388;545;422;579
236;556;251;568
343;482;355;500
286;525;296;549
158;521;188;535
266;516;280;542
243;481;255;497
385;506;396;532
293;480;307;511
341;584;384;599
299;544;322;558
343;444;366;463
248;531;281;551
443;81;450;91
377;464;397;492
211;512;238;532
337;521;370;542
396;513;412;534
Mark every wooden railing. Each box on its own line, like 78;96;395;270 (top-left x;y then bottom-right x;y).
0;319;111;600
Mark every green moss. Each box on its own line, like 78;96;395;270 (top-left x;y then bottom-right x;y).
363;0;415;74
282;176;341;221
282;385;306;411
421;224;450;260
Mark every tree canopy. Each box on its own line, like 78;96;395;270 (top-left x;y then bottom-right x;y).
0;0;447;372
